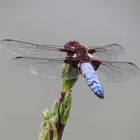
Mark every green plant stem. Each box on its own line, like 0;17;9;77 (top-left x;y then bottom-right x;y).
39;90;73;140
39;63;78;140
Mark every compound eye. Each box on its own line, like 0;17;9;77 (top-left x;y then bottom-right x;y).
69;41;76;47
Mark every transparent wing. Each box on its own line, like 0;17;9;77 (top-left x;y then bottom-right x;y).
11;56;80;80
87;43;124;60
91;59;139;82
0;39;66;59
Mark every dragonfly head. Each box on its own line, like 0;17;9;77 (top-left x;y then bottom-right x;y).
64;41;87;58
64;41;89;64
64;40;82;49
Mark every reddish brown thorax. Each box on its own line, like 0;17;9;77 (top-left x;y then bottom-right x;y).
64;41;90;65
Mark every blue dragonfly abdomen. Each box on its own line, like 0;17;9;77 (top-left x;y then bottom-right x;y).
80;63;104;99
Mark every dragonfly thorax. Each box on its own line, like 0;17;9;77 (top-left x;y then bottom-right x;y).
64;41;90;65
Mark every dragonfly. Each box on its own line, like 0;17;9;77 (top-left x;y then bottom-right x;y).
0;39;139;99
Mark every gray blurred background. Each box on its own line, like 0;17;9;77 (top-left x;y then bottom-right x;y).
0;0;140;140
